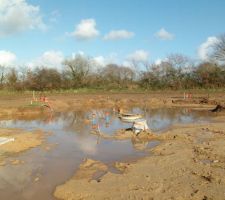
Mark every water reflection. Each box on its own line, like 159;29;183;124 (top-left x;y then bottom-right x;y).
131;107;211;132
0;107;212;200
0;107;211;134
0;108;212;159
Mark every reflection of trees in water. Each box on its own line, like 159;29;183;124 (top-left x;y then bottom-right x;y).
59;109;116;134
0;112;54;128
146;108;211;130
128;107;211;131
51;107;211;136
131;137;148;151
88;109;117;130
59;111;90;134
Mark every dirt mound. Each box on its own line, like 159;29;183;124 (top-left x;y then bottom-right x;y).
211;105;225;112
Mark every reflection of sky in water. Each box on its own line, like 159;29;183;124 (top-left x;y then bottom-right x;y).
0;108;212;200
0;108;212;155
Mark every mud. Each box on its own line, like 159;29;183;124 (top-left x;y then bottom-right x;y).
0;128;44;165
54;116;225;200
0;92;225;199
91;128;155;141
1;92;224;119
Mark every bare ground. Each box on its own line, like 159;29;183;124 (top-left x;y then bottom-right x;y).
54;117;225;200
0;92;224;119
0;92;225;199
0;128;45;166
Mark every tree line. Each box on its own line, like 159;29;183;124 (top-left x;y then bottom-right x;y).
1;35;225;91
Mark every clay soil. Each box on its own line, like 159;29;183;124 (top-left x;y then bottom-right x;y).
54;116;225;200
0;91;224;119
0;91;225;200
0;128;45;166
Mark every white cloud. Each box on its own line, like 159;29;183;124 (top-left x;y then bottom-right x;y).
66;52;114;71
103;30;134;40
92;53;117;67
91;55;117;72
155;58;162;65
0;50;16;66
72;51;85;59
127;50;149;62
93;56;106;66
155;28;174;40
122;61;133;67
75;137;97;155
0;0;46;37
28;51;64;69
154;58;169;65
198;36;219;61
69;18;99;40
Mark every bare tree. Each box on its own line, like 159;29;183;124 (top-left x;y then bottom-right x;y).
194;62;223;88
119;66;135;82
212;34;225;62
33;67;62;90
101;64;120;84
99;64;136;88
0;65;5;87
63;55;90;87
7;68;18;89
129;59;149;80
166;53;192;70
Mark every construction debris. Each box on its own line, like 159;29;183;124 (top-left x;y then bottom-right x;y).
0;137;14;146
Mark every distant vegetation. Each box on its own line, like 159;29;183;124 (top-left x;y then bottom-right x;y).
1;35;225;92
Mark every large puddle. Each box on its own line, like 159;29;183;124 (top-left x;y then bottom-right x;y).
0;107;212;199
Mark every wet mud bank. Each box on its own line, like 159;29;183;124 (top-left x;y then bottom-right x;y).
0;128;45;166
1;93;224;119
0;92;224;199
54;116;225;200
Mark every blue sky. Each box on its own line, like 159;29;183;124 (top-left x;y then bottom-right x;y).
0;0;225;68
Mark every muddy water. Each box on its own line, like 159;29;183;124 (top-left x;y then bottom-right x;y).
0;108;212;200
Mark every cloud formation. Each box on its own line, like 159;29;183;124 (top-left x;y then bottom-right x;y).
28;51;64;69
0;0;46;37
155;58;163;65
70;18;99;40
92;56;106;66
92;54;117;68
155;28;174;40
103;30;134;40
198;36;219;61
127;50;149;62
0;50;17;66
